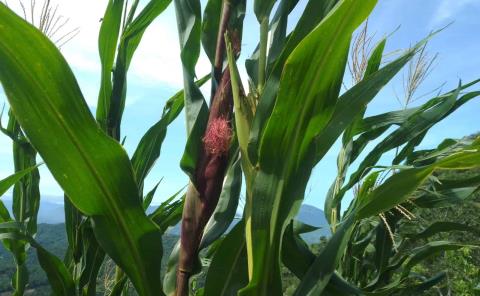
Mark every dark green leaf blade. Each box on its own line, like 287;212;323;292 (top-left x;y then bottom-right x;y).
0;166;39;197
0;6;163;295
204;221;249;296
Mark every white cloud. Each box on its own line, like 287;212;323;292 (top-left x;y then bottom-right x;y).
4;1;211;105
58;2;212;93
128;19;211;89
431;0;480;26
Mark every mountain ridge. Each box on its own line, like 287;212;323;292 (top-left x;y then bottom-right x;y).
1;199;330;242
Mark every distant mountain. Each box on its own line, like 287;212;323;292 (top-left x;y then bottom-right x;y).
0;224;179;295
0;202;329;293
1;199;330;243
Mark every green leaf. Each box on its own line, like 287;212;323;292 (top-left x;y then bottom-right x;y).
0;6;163;295
324;38;386;224
404;222;480;240
131;74;209;194
201;0;222;64
401;241;473;278
282;223;362;296
200;154;242;248
414;187;479;208
357;147;480;219
204;221;249;296
372;214;397;282
98;0;172;138
149;188;185;233
344;85;480;193
123;0;172;45
143;180;161;210
163;241;181;295
406;272;447;294
292;220;320;235
294;215;356;295
174;0;209;180
247;0;339;164
348;81;479;167
202;0;246;66
314;35;438;165
63;196;83;265
364;38;387;77
96;0;125;129
267;0;301;65
77;224;105;296
282;220;315;278
254;0;278;21
0;166;39;197
392;130;427;165
109;276;129;296
0;231;75;296
242;1;377;294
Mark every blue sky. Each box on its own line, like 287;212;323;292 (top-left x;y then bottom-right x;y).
1;0;479;210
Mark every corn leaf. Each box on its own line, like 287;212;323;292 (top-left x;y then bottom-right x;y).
0;167;39;197
293;215;356;295
202;0;246;66
357;147;480;219
131;75;209;195
174;0;209;179
97;0;125;129
242;1;377;294
247;0;339;164
0;5;163;295
404;222;480;240
200;154;242;248
204;221;249;296
0;230;75;296
324;38;386;225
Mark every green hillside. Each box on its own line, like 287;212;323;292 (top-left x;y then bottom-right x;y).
0;224;179;295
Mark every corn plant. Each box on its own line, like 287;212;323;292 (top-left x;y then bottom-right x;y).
0;0;480;295
0;0;79;294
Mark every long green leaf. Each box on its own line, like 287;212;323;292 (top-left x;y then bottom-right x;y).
96;0;125;130
405;222;480;240
324;37;386;225
131;75;209;195
344;86;480;194
204;221;249;296
174;0;209;179
0;166;39;197
200;154;242;248
294;215;356;295
357;147;480;219
247;0;340;164
254;0;277;21
0;6;163;295
98;0;172;138
242;1;377;294
0;231;75;296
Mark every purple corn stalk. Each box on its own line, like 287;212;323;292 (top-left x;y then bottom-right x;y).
176;1;242;295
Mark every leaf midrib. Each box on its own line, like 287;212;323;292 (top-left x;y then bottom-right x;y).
0;31;151;294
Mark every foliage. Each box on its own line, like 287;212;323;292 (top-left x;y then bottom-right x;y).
0;224;180;295
0;0;479;295
401;168;480;295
